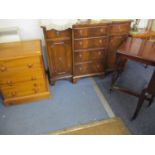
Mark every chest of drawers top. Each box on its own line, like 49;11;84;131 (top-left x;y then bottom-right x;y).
0;40;41;60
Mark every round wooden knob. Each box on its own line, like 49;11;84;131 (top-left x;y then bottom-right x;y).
31;77;37;80
79;67;82;71
7;80;13;86
79;54;82;58
33;88;38;93
27;64;33;68
33;83;37;87
0;66;7;72
97;65;100;68
98;52;101;55
58;57;62;61
11;92;16;97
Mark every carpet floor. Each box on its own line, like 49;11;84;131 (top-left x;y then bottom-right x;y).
94;60;155;135
0;78;110;135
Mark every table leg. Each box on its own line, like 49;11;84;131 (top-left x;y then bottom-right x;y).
110;55;125;91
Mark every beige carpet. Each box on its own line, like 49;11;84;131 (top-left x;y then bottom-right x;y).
49;117;130;135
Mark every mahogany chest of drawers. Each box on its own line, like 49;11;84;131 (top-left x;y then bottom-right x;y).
42;20;132;84
0;40;50;106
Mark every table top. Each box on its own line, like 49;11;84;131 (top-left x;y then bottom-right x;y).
118;37;155;66
0;40;41;60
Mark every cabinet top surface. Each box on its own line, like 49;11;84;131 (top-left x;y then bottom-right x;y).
73;19;132;28
0;40;41;60
118;37;155;65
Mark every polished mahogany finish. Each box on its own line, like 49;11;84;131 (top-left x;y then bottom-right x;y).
42;20;132;84
110;37;155;120
42;27;72;85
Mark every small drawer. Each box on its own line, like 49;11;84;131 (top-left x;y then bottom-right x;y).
0;68;45;85
74;49;106;62
110;23;130;35
74;63;91;76
74;26;109;38
45;29;71;39
0;56;42;73
1;80;47;99
91;61;105;73
74;37;108;50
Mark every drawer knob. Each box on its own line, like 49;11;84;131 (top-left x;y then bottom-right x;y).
58;57;62;61
98;52;101;55
31;77;37;80
28;64;33;68
33;83;37;87
7;80;13;86
11;92;16;97
79;54;82;58
33;88;38;93
79;67;82;71
0;66;7;72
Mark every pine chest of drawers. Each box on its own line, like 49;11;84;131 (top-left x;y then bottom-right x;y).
0;40;50;106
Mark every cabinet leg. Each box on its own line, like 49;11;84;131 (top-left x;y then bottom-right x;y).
72;78;78;84
50;80;56;86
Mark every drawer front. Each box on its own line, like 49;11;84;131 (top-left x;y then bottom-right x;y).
0;68;45;85
1;80;47;99
110;23;131;35
74;26;109;38
74;49;106;63
74;61;104;76
0;56;42;74
45;29;71;39
74;37;108;50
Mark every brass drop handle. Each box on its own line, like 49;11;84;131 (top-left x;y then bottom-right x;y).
79;30;83;35
79;54;82;58
79;41;83;46
0;66;7;72
27;64;33;68
99;39;102;44
11;92;16;97
100;28;104;32
7;80;13;86
97;65;100;68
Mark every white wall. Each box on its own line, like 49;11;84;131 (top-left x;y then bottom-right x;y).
0;19;45;44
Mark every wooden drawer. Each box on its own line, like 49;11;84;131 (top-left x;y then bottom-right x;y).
1;80;47;99
74;26;109;38
45;29;71;40
0;68;45;85
0;56;42;74
110;23;130;35
74;61;104;76
74;49;106;63
74;37;108;50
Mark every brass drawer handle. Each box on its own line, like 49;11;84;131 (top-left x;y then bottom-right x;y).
27;64;33;68
79;41;83;46
100;28;104;32
0;66;7;72
99;39;102;44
